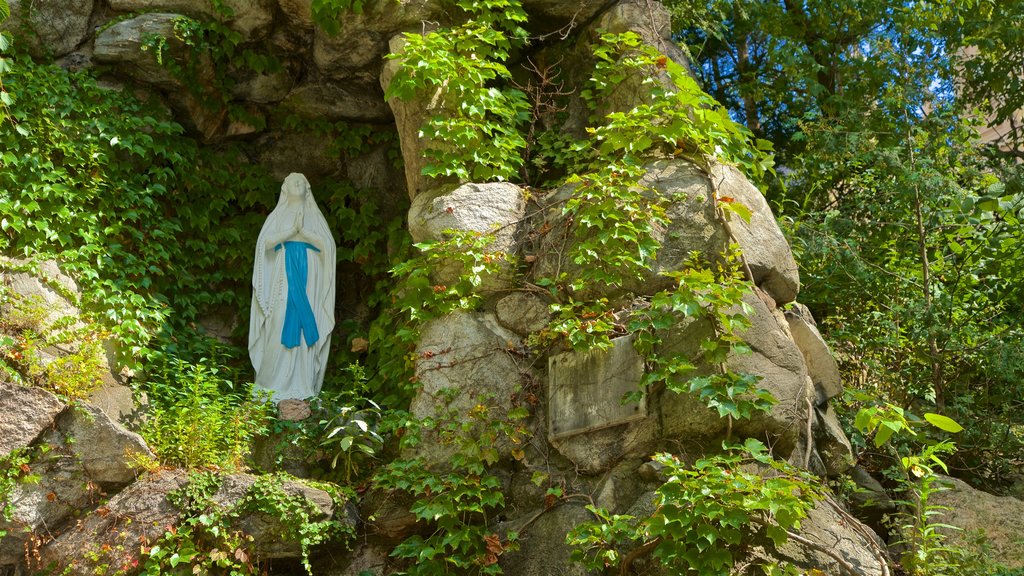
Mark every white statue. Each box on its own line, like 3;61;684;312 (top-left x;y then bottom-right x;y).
249;173;336;401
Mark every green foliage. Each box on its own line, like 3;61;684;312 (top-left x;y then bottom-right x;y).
309;0;366;35
375;402;527;575
0;58;278;360
854;403;965;575
143;471;352;575
385;0;530;181
582;32;774;183
567;439;823;575
316;383;384;483
141;14;279;130
139;359;271;470
682;0;1024;489
0;446;40;539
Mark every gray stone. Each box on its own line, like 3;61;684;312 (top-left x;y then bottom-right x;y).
0;381;64;457
408;312;523;465
282;82;391;122
2;258;82;333
713;164;801;304
637;459;668;483
499;504;590;576
495;292;551;336
596;1;672;40
359;488;420;540
346;143;408;198
283;0;441;33
0;398;150;565
593;457;651;513
258;131;342;182
58;403;153;486
847;465;895;529
534;159;780;300
0;442;94;566
548;335;646;441
786;302;843;402
930;475;1024;569
278;0;314;27
519;0;614;34
108;0;275;40
231;68;295;104
317;542;394;576
408;181;525;291
315;28;385;75
85;376;136;423
549;412;659;474
409;182;525;247
93;13;188;91
2;0;94;58
814;405;854;476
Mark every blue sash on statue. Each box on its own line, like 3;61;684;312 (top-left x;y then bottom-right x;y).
275;241;320;348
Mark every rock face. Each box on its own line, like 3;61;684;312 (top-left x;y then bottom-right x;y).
0;381;64;456
0;384;154;566
5;0;879;574
408;311;523;464
2;0;94;58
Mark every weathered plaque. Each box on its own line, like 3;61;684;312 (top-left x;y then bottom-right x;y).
548;334;647;441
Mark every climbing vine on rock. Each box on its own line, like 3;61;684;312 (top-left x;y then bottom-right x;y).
385;0;531;181
567;439;823;575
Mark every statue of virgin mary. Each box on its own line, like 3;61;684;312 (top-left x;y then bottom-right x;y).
249;173;336;401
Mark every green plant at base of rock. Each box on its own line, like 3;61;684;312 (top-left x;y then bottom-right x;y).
567;439;823;575
139;359;271;470
375;401;528;575
854;403;967;575
143;470;353;575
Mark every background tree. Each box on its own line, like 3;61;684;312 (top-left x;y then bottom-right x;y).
675;0;1024;484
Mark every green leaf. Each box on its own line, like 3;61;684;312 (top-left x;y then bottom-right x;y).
923;413;963;433
874;424;895;448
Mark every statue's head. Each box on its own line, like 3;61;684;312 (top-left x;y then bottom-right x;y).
282;173;310;203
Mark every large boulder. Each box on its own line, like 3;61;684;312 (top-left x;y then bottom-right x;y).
380;33;458;199
786;302;843;402
408;181;525;291
34;470;351;575
498;504;591;576
713;164;800;304
659;291;814;456
93;13;190;91
930;475;1024;569
0;386;153;567
763;496;889;576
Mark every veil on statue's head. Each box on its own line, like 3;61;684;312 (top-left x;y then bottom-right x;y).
252;173;336;318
